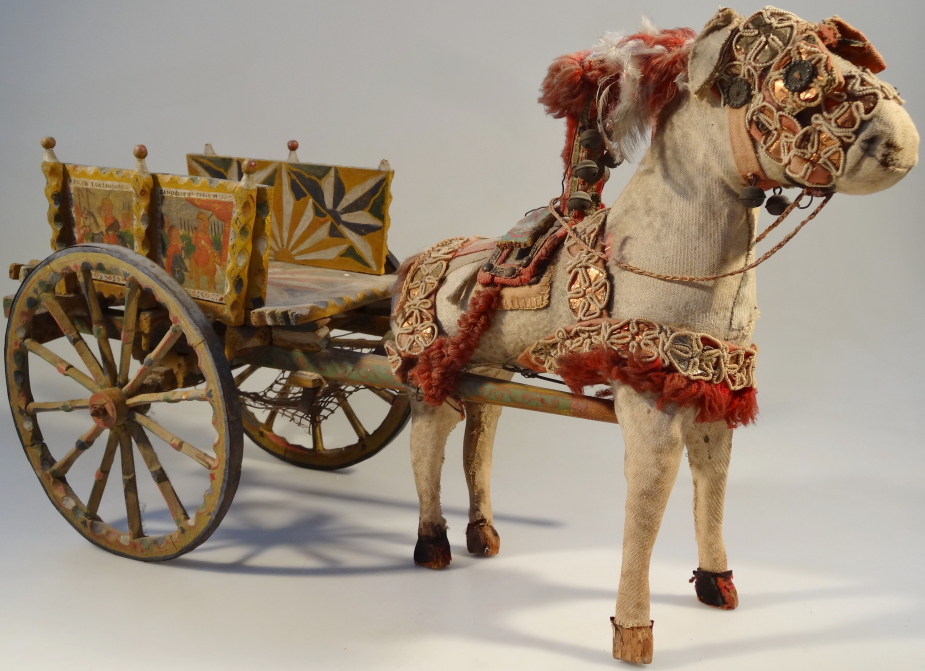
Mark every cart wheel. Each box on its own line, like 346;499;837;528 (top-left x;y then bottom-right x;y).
5;244;242;561
237;336;410;470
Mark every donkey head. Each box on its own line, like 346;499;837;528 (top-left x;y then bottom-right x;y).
689;6;918;195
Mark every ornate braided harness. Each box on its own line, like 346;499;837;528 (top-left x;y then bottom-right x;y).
388;8;895;423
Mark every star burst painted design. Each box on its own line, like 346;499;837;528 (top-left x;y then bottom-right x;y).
187;154;392;274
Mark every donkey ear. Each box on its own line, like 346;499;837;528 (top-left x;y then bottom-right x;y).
819;16;887;73
688;7;742;97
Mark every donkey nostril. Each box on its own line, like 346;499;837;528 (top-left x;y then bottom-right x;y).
861;135;883;157
877;139;905;171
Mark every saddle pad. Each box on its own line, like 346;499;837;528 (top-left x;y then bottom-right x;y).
496;208;556;249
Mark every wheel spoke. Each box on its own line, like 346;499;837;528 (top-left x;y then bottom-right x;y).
128;422;189;526
122;325;183;397
118;428;144;539
49;423;105;478
262;409;279;431
79;268;118;385
118;279;141;387
233;365;258;386
311;420;324;452
335;392;369;441
24;338;100;392
86;430;119;518
369;387;398;404
131;412;218;470
27;397;91;413
125;389;209;407
261;380;293;430
40;291;108;384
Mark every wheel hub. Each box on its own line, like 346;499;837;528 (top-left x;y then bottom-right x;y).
89;388;129;429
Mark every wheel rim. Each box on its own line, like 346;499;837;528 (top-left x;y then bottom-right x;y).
238;336;410;470
5;245;242;560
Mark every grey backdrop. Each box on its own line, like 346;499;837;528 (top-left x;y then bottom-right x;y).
1;1;922;669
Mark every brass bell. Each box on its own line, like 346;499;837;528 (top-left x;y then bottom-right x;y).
573;159;601;182
765;193;792;216
578;128;603;149
567;190;593;211
738;186;766;209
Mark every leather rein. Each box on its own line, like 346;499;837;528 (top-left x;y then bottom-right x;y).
546;105;833;284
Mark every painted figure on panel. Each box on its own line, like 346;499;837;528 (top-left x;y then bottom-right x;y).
189;212;220;291
158;192;231;298
163;221;187;283
70;184;134;246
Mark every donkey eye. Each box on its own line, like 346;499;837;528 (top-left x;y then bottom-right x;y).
784;60;816;93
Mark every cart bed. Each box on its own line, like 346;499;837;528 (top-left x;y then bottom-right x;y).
250;262;396;326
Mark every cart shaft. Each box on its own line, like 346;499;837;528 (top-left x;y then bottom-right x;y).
247;347;618;424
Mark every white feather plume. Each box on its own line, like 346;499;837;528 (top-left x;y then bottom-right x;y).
590;16;690;163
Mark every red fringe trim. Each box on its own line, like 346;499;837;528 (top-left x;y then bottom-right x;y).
556;346;758;428
403;286;502;407
538;28;696;122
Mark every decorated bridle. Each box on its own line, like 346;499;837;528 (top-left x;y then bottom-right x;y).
553;7;899;284
708;7;899;194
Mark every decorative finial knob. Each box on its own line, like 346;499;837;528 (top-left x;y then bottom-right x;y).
241;159;258;187
286;140;300;162
133;144;148;160
41;136;59;163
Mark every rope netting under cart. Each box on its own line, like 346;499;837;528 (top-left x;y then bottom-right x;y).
238;332;376;431
239;373;364;431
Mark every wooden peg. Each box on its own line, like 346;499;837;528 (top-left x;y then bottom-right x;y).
41;136;58;163
203;143;216;155
241;159;257;188
378;159;391;171
287;139;300;162
133;144;149;174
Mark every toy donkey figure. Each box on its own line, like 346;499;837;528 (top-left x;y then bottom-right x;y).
387;6;918;663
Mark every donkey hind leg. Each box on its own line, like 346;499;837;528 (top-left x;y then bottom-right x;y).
462;400;504;557
410;398;463;569
612;384;698;664
686;421;739;609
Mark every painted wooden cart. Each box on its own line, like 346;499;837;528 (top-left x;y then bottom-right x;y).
4;138;616;561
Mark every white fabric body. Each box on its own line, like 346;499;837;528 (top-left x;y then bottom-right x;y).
397;5;919;656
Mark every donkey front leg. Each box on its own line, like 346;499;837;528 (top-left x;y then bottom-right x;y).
612;384;697;664
462;400;504;557
410;399;462;569
686;421;739;609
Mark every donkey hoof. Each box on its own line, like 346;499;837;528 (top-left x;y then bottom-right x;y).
465;519;500;556
611;618;654;664
414;530;452;569
690;568;738;609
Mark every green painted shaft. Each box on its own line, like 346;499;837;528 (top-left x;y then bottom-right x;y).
248;346;618;424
